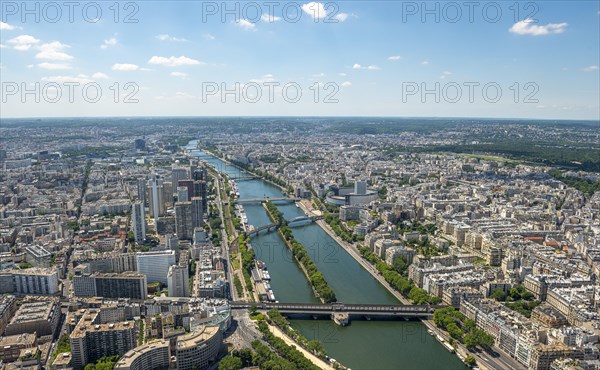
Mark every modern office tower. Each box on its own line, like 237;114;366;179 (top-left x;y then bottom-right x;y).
354;180;367;195
165;235;180;262
148;177;165;219
167;264;190;297
178;179;194;200
193;180;208;212
137;178;147;205
191;197;204;229
136;250;176;285
70;310;136;369
73;273;147;299
163;182;174;208
132;202;146;244
0;149;6;161
175;202;194;240
12;268;59;295
174;325;222;370
192;167;207;181
177;186;189;202
171;166;189;193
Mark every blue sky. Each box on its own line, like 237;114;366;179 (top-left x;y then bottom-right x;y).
1;1;599;119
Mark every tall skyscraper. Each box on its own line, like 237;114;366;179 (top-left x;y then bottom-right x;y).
193;180;208;212
148;177;164;219
137;178;147;206
171;166;189;194
178;179;194;200
192;167;207;181
177;186;189;202
167;264;189;297
132;202;146;244
175;202;194;240
191;197;203;229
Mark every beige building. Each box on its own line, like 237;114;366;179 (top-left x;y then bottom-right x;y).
114;339;171;370
0;333;38;363
4;299;60;337
174;325;222;370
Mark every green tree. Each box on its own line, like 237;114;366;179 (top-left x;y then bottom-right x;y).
219;356;243;370
307;339;325;355
465;355;477;367
392;255;408;275
490;288;507;301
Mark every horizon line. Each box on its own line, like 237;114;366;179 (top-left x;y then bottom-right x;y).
1;115;599;122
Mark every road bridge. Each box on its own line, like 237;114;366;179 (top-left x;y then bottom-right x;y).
245;215;324;238
234;197;300;205
230;302;444;322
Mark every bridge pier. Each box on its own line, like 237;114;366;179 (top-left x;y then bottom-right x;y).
332;312;350;326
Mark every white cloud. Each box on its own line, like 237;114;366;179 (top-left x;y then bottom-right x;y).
112;63;139;71
148;56;202;67
7;35;40;51
440;71;452;79
581;65;599;72
170;71;188;78
0;44;5;49
35;41;73;61
353;64;379;70
335;13;349;22
301;2;327;20
92;72;110;79
203;33;215;40
101;37;118;49
341;81;352;87
338;72;347;76
249;74;275;84
421;60;429;65
509;18;567;36
235;19;256;30
42;74;94;84
261;14;281;22
37;62;71;70
156;34;188;42
388;56;402;61
1;21;15;30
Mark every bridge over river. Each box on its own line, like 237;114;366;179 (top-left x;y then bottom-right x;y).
235;197;300;205
245;215;324;238
230;302;444;325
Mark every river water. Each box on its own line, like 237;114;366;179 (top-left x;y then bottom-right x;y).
190;145;466;370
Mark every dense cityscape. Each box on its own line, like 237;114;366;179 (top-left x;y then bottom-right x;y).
0;118;598;370
1;0;599;368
